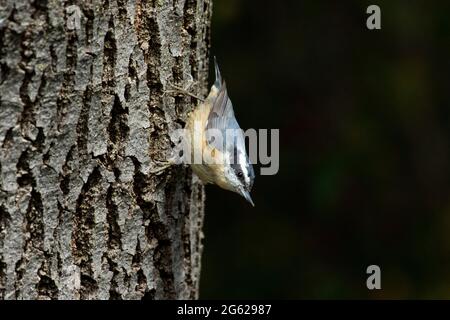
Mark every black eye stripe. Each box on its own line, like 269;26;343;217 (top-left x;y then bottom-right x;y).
231;164;245;182
231;146;254;188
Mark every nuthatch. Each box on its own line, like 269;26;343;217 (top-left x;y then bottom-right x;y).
165;58;255;206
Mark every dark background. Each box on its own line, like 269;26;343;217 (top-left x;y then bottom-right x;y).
200;0;450;299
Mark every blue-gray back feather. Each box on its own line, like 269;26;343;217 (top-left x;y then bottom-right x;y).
206;81;241;154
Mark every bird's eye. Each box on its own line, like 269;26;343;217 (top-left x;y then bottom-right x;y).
237;171;243;178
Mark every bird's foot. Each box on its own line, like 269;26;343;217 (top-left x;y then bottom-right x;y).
150;159;176;175
165;83;205;102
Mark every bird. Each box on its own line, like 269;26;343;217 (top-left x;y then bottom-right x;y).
159;57;255;206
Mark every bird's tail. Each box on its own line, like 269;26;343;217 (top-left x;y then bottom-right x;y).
214;56;223;89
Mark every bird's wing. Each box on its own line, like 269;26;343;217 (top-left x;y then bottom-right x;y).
206;81;235;130
206;81;241;153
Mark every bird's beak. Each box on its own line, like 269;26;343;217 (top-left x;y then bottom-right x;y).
241;189;255;207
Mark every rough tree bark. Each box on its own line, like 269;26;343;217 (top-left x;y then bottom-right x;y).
0;0;211;299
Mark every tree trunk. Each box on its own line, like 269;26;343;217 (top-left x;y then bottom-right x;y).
0;0;211;300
